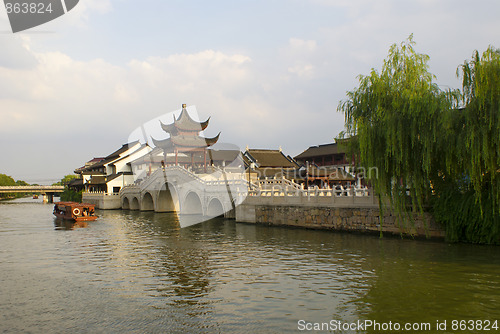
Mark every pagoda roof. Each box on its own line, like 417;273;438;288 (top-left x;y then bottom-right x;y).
160;106;210;133
151;133;220;150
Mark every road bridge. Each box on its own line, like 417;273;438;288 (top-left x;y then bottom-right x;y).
0;186;64;203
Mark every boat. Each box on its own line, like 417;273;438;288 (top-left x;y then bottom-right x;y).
53;201;97;222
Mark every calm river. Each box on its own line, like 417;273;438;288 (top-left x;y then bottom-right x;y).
1;198;500;333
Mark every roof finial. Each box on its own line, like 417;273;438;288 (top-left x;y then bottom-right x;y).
279;146;282;152
182;104;186;109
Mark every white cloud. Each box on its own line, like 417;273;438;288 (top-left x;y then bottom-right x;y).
113;83;139;104
0;35;38;69
289;38;317;53
61;0;113;28
0;37;335;180
288;63;315;78
0;43;258;180
0;41;256;143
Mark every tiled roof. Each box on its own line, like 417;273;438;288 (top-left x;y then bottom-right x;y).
207;149;241;163
152;133;220;150
111;144;150;164
88;175;106;184
160;107;210;133
246;149;298;168
294;143;345;160
82;141;140;171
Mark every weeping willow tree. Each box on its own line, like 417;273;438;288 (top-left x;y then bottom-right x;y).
433;47;500;244
458;47;500;206
339;35;458;230
338;36;500;244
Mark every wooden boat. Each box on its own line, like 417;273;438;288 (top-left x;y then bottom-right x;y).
53;201;97;222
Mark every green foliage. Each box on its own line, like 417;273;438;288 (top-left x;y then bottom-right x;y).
60;188;83;202
53;174;79;186
433;187;500;244
456;47;500;212
339;35;458;218
55;174;82;202
0;173;17;186
339;36;500;244
15;180;29;186
0;173;29;199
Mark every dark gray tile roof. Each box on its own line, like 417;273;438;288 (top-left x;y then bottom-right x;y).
246;149;298;168
294;143;345;160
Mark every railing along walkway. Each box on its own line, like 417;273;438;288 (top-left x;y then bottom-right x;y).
0;185;64;193
122;165;249;192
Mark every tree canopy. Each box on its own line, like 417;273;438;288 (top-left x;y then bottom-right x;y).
55;174;82;202
0;173;29;199
339;36;500;243
53;174;79;186
0;173;18;186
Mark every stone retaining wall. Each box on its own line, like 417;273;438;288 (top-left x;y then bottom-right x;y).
82;193;121;210
235;197;445;239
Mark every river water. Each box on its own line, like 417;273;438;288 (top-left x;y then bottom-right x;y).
1;198;500;333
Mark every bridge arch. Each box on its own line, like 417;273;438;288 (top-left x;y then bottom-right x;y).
207;198;224;218
122;197;130;210
183;191;203;215
141;192;154;211
130;197;140;211
157;182;180;212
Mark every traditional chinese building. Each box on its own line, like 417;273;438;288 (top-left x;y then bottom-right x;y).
294;139;352;170
151;104;220;172
294;138;360;188
78;141;152;193
242;148;300;181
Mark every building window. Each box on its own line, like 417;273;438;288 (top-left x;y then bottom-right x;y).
113;187;121;193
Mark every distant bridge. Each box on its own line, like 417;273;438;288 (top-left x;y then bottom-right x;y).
0;186;64;193
0;185;64;203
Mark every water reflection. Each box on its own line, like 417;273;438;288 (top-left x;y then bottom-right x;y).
54;218;88;230
1;199;500;333
359;241;500;331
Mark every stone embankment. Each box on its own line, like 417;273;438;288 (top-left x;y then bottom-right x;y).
236;193;445;239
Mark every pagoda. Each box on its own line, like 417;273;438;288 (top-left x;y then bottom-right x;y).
151;104;220;172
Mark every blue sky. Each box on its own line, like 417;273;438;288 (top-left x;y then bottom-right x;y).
1;0;499;184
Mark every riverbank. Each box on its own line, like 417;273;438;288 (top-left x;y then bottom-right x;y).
84;188;447;240
235;195;445;239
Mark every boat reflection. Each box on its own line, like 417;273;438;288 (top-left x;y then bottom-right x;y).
54;219;88;230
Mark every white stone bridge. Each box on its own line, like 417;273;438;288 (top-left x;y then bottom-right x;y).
119;166;248;227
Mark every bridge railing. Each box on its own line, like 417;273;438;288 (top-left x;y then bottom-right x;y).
254;177;302;191
125;165;249;190
121;168;372;199
84;191;120;196
0;185;65;193
248;178;371;198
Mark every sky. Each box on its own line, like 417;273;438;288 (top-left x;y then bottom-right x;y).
0;0;499;184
